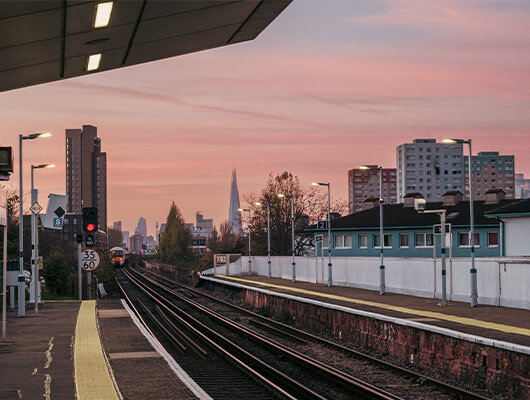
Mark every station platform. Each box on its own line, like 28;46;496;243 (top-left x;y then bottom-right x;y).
204;274;530;351
0;299;205;400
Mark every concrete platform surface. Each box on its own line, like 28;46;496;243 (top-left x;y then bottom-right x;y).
97;299;198;400
211;274;530;348
0;299;200;400
0;301;80;400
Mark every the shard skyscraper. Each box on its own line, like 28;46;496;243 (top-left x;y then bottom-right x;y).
228;169;243;235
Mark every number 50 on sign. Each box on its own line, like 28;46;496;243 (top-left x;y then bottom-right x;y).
79;248;101;272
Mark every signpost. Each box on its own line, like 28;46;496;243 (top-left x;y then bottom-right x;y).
30;202;42;215
1;188;7;340
79;248;101;301
80;248;101;272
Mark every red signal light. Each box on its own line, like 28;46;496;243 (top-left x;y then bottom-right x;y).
86;223;96;232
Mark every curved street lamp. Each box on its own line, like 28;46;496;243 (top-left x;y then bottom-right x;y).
255;202;271;278
30;163;55;313
238;208;252;275
278;193;295;282
18;132;52;317
311;182;332;287
443;138;477;307
360;165;386;295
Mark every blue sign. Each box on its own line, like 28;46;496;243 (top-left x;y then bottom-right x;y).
53;218;63;228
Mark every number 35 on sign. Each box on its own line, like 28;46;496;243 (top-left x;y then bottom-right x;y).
80;248;101;272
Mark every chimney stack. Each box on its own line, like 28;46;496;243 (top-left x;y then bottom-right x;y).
362;197;380;210
484;188;506;204
403;192;423;207
443;190;463;206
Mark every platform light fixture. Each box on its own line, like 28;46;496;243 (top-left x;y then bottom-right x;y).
18;132;53;317
255;201;272;278
312;182;332;287
30;163;55;313
238;208;252;275
359;164;386;296
94;2;113;28
87;54;102;71
443;137;477;307
277;193;296;283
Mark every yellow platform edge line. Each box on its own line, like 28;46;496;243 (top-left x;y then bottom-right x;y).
74;300;119;400
220;276;530;337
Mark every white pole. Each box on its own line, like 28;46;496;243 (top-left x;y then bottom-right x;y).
291;197;295;283
327;184;332;287
379;167;385;295
267;203;271;279
247;210;251;275
441;211;447;305
87;271;91;300
2;225;7;340
468;140;478;307
433;226;436;299
77;242;82;300
30;169;36;305
18;135;25;317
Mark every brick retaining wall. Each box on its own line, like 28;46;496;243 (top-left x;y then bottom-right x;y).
201;279;529;399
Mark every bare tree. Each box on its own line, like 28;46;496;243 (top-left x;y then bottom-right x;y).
242;172;347;256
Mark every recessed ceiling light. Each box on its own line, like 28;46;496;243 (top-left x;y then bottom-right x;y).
87;54;102;71
94;2;113;28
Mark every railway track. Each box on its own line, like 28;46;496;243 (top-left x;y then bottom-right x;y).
118;267;493;400
136;267;494;400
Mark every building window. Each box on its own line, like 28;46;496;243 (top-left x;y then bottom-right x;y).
458;232;481;247
322;235;329;249
373;234;392;248
415;233;434;248
358;234;368;249
400;233;409;248
334;234;352;249
487;232;499;247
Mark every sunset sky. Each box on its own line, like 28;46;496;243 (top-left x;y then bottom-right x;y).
1;0;529;236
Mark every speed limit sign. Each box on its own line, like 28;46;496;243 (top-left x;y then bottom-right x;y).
79;248;101;272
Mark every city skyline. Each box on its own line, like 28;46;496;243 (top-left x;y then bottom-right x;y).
1;1;529;235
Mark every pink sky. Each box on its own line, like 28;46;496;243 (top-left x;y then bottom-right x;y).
1;1;529;236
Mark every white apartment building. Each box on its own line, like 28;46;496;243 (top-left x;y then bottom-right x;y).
396;139;465;202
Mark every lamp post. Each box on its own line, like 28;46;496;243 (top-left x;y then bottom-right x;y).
360;165;385;295
18;132;52;317
443;138;477;307
415;202;448;305
255;202;271;278
238;208;252;275
312;182;332;287
278;193;295;282
30;163;55;313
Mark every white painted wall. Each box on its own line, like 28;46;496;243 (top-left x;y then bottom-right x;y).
205;256;530;310
503;217;530;256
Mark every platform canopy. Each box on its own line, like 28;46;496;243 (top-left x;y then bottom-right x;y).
0;0;291;93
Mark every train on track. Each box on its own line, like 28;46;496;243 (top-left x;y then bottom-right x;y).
110;247;128;267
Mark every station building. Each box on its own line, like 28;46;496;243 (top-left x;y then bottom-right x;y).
309;190;518;258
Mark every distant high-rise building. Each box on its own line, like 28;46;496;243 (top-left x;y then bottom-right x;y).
158;223;166;243
515;173;530;199
396;139;464;202
196;212;213;237
135;217;147;243
348;167;397;213
122;231;130;249
228;169;242;235
66;124;107;231
113;221;122;231
130;233;143;253
465;152;515;200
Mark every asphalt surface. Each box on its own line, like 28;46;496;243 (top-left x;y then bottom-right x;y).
0;301;79;400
